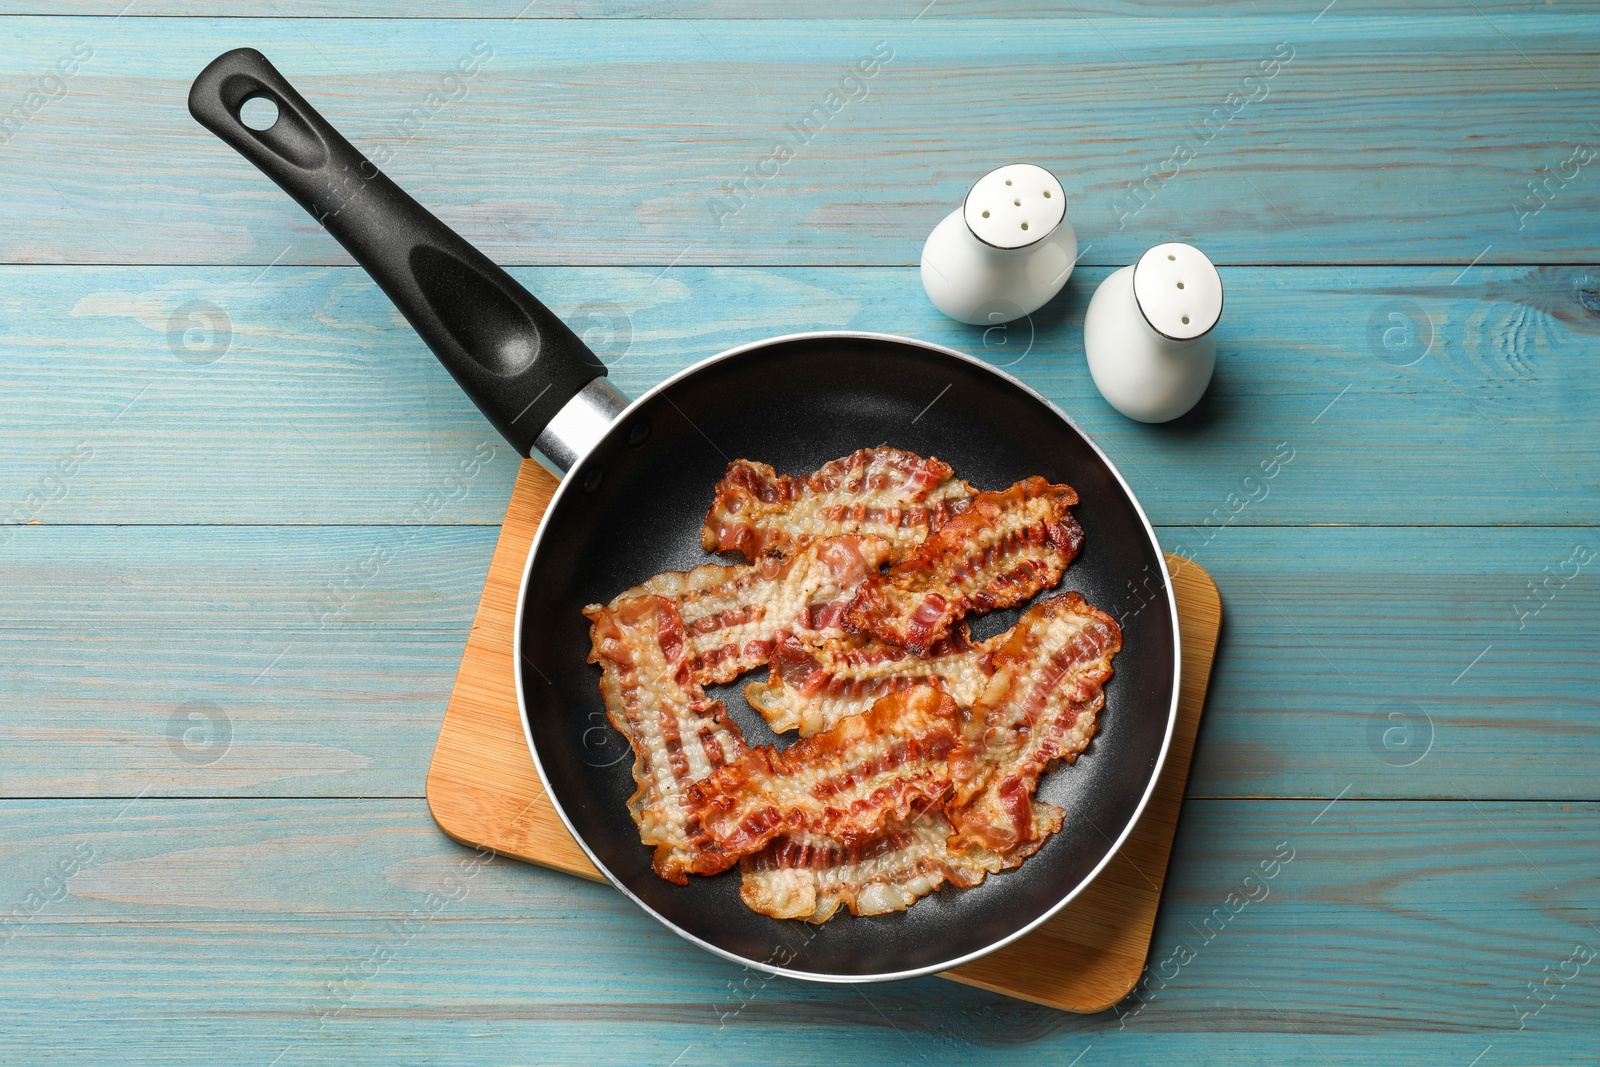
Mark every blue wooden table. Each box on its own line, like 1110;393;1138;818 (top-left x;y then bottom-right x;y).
3;4;1597;1064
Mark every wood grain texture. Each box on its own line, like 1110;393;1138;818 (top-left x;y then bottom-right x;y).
425;460;1222;1012
0;17;1596;265
3;264;1595;526
0;797;1593;1064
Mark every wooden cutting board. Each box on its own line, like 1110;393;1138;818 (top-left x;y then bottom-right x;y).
426;460;1221;1013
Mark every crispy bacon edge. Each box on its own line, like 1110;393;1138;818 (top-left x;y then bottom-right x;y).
842;476;1084;654
684;686;962;872
700;447;973;560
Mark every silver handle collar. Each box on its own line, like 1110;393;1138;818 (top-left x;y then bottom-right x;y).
532;377;630;475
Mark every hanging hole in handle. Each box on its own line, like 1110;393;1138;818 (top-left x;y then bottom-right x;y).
239;94;280;131
214;72;327;167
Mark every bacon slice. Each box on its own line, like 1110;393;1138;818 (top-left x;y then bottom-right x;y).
948;593;1121;854
737;814;1007;922
701;448;973;560
583;594;748;884
739;800;1064;922
607;535;892;685
842;476;1084;654
745;626;991;738
685;687;961;871
588;448;1122;914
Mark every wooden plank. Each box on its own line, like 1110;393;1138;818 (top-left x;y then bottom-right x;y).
0;17;1595;265
0;524;494;632
425;460;1222;1012
0;797;1593;1064
0;525;493;797
2;522;1595;800
8;1;1590;18
1185;526;1600;800
2;264;1596;526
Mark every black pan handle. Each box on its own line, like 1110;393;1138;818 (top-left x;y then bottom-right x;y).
189;48;605;458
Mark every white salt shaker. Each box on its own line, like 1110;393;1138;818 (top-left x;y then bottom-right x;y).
921;164;1077;325
1083;243;1223;423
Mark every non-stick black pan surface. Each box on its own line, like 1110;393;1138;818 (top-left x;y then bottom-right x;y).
190;49;1180;983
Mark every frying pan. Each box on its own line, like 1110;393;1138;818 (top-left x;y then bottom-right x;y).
189;48;1180;983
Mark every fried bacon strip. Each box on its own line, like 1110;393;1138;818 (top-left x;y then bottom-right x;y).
589;447;1124;916
584;594;748;884
842;476;1084;654
607;535;891;685
745;626;991;738
948;593;1121;854
737;814;1006;922
685;687;962;871
739;800;1065;922
701;447;973;560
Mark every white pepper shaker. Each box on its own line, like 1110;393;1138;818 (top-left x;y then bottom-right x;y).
1083;242;1223;423
921;164;1077;325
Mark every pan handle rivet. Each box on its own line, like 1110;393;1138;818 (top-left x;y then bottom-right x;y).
626;419;651;447
582;467;605;493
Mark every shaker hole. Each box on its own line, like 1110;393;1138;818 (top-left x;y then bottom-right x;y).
1013;199;1021;206
1167;253;1176;260
1004;179;1012;186
1020;222;1029;231
1182;315;1191;325
1177;281;1185;289
1043;190;1051;198
981;210;990;218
